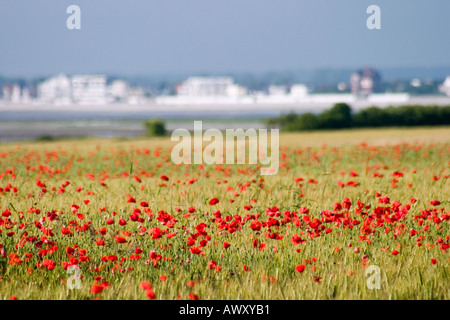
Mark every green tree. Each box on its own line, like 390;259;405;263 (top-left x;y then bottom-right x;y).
353;106;387;127
295;112;320;131
318;103;352;129
144;118;167;137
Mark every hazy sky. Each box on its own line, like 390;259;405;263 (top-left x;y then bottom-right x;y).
0;0;449;78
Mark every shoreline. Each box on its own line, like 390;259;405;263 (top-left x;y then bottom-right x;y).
1;95;450;115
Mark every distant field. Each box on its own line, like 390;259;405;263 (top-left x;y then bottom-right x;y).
280;126;450;146
2;126;448;149
0;127;448;299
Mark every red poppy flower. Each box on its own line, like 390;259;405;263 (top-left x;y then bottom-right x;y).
208;260;217;270
313;276;322;283
290;234;306;245
145;288;156;299
209;198;219;205
295;265;305;273
150;227;162;240
139;281;152;290
187;280;195;287
188;293;199;300
115;236;127;244
189;247;204;255
90;281;110;294
126;195;136;203
430;200;440;206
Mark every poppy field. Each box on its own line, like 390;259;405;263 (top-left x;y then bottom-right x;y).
0;127;449;300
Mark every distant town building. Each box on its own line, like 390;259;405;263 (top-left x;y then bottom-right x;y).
268;85;287;96
350;67;382;95
127;87;147;105
439;76;450;97
337;82;349;92
176;77;246;97
21;87;31;103
1;84;33;104
71;75;107;105
108;80;129;102
410;78;422;88
226;83;247;97
290;84;308;97
11;84;21;103
2;85;13;101
37;74;72;104
35;74;141;105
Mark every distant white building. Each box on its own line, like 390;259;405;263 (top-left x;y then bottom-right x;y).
127;87;147;105
36;74;140;105
176;77;246;97
2;85;12;101
226;83;247;98
71;75;107;105
37;74;72;104
36;74;141;105
21;87;31;103
351;68;382;95
155;76;249;105
410;78;422;88
11;84;21;103
439;76;450;96
268;85;287;96
290;84;308;98
1;84;33;103
108;80;129;102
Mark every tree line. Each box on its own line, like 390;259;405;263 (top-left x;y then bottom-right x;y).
265;103;450;131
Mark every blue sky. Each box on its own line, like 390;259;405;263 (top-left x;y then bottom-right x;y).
0;0;449;77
